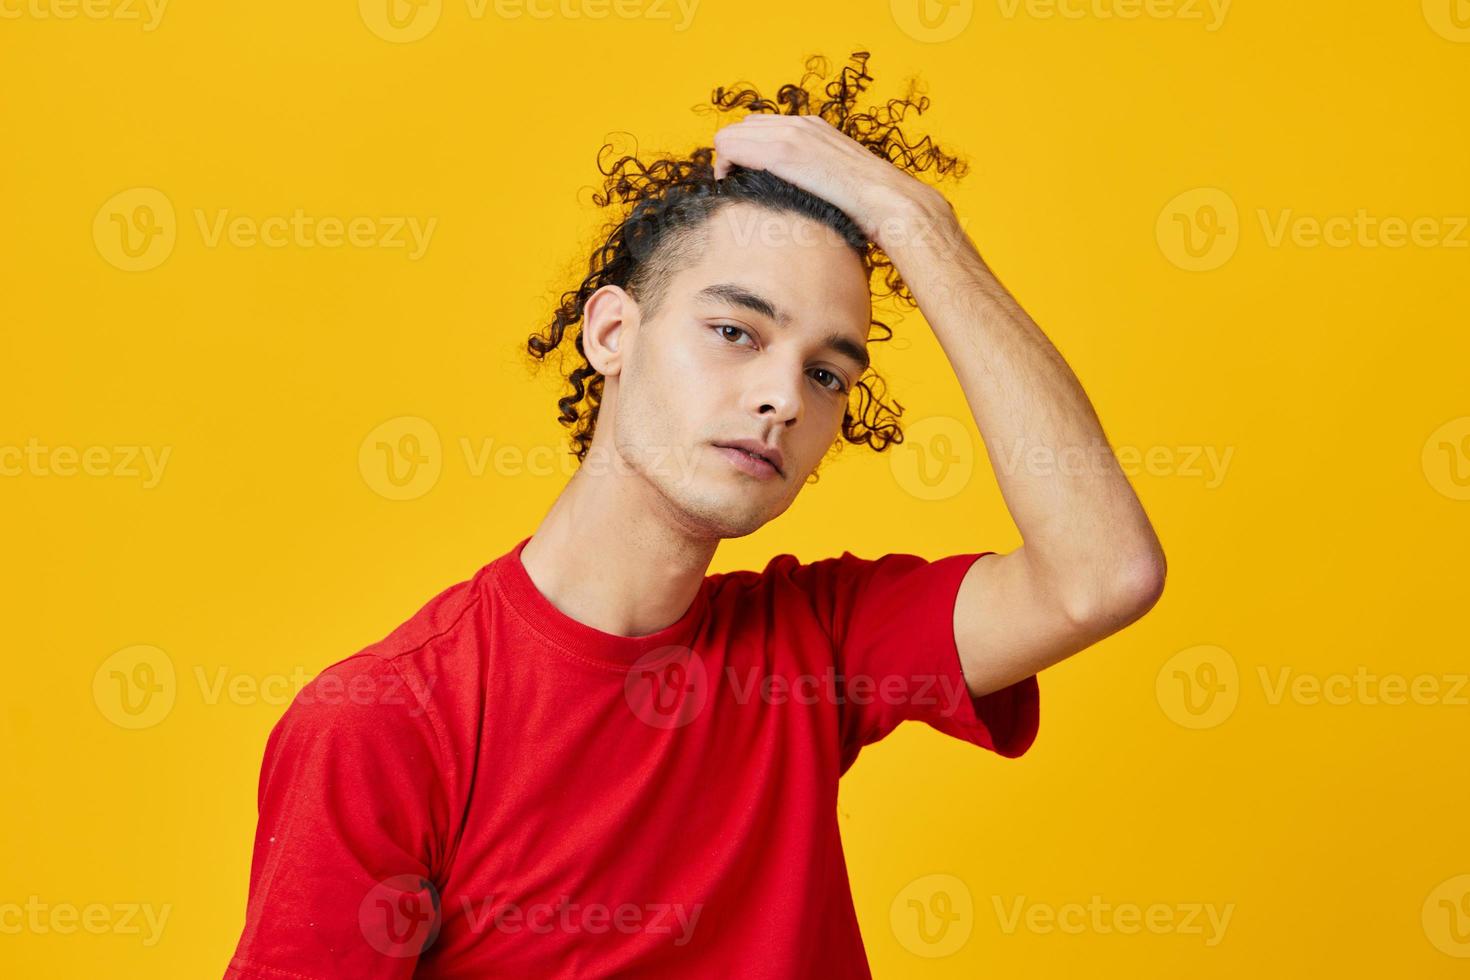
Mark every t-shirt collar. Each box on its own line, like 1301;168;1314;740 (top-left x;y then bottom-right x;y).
490;535;710;669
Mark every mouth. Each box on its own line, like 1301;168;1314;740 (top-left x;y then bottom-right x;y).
712;442;784;480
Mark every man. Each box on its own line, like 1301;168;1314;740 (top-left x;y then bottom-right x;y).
225;81;1164;979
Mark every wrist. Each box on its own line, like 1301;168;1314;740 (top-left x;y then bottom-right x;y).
871;188;964;257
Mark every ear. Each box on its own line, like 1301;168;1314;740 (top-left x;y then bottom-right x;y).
581;285;638;378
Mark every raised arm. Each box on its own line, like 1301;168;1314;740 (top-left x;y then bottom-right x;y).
714;114;1166;698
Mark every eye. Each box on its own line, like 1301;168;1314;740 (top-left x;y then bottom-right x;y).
810;368;848;394
712;323;755;347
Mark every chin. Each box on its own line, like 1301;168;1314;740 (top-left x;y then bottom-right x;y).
665;484;773;540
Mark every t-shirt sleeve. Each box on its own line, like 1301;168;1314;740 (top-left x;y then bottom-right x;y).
224;654;450;980
788;549;1040;772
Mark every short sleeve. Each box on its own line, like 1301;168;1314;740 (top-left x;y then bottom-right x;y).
788;550;1040;772
224;655;449;980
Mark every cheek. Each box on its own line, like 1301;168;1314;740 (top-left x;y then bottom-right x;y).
814;397;852;453
660;338;707;388
803;409;844;458
623;329;710;436
657;331;731;409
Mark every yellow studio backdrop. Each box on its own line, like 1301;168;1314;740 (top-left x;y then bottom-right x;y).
2;1;1467;977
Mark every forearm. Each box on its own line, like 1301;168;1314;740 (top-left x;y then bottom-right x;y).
879;193;1166;619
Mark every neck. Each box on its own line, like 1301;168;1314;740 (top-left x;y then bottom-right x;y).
519;442;718;638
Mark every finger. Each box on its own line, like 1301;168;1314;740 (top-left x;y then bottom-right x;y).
737;114;831;132
734;113;809;123
713;128;794;179
721;116;802;137
721;118;842;155
713;142;767;179
714;138;791;180
716;127;793;144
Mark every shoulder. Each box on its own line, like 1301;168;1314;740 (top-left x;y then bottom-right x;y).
252;652;449;812
277;652;430;746
702;549;886;622
270;565;494;770
710;548;937;597
706;548;985;638
702;551;827;599
709;549;864;584
353;566;490;669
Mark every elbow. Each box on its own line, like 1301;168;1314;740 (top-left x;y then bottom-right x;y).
1061;545;1167;630
1118;548;1167;618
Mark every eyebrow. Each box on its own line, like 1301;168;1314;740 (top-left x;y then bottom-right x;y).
693;282;870;374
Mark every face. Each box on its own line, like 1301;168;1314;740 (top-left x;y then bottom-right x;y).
585;201;873;539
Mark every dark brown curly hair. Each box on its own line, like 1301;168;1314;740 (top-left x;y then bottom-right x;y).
526;50;969;473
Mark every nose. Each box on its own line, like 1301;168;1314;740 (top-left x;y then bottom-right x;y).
745;356;803;428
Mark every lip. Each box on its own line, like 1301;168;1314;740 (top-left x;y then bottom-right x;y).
712;439;784;480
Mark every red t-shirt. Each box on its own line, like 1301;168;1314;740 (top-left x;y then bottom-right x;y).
224;536;1040;979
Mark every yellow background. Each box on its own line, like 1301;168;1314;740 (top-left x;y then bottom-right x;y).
3;0;1468;976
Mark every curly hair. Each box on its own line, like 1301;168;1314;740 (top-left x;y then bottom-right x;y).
526;50;969;472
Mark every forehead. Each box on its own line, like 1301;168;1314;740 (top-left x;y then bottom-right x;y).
674;202;872;332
